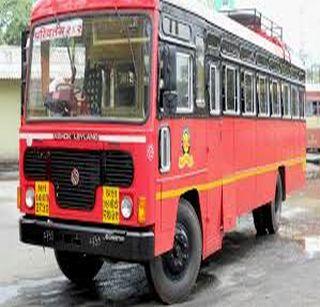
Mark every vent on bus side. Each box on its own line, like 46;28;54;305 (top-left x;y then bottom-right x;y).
104;151;134;188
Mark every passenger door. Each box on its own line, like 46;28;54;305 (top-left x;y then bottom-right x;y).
206;61;223;252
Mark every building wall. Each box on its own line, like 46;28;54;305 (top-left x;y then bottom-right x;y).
0;80;20;161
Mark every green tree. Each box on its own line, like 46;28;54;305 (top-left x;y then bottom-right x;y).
0;0;33;45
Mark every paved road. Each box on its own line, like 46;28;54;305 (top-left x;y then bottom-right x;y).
1;172;320;306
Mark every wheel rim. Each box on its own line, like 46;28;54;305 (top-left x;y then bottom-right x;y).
162;223;190;281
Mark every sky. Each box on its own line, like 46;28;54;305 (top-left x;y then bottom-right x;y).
236;0;320;64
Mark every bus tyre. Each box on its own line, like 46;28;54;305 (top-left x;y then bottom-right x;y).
253;174;283;235
146;199;202;304
54;250;103;285
266;175;283;234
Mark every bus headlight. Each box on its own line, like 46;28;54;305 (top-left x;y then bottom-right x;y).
26;187;35;209
121;196;133;220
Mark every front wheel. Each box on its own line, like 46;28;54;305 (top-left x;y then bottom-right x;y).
55;250;103;285
145;199;202;304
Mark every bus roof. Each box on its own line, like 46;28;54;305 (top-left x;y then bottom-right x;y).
31;0;304;70
31;0;159;22
165;0;304;70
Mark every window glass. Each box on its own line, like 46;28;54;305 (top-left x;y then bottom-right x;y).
210;65;220;114
196;36;205;108
282;84;290;117
225;66;237;112
178;23;191;41
206;33;220;52
306;102;315;117
240;47;255;63
221;40;239;57
28;15;151;122
162;17;191;41
307;101;320;117
176;53;193;112
244;72;255;114
271;80;281;116
291;86;299;118
258;76;268;115
299;89;305;118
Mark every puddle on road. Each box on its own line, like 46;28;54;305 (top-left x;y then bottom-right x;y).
304;236;320;258
0;276;65;306
0;263;154;307
0;285;18;305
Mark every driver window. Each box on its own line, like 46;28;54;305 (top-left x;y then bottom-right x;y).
176;52;193;113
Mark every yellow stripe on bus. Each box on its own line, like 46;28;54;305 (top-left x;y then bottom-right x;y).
156;156;306;201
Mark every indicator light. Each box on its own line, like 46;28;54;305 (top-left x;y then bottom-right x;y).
138;197;147;224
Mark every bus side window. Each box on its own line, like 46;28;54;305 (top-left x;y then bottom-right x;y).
282;83;291;118
271;79;281;117
223;65;238;114
299;88;305;119
242;71;255;116
257;75;269;117
209;64;220;115
196;36;205;109
291;86;299;119
176;52;194;114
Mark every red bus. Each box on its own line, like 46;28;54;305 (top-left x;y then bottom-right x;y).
19;0;306;304
306;85;320;151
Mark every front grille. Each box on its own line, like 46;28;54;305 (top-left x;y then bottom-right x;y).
104;151;134;188
23;149;134;210
51;151;101;210
24;149;49;180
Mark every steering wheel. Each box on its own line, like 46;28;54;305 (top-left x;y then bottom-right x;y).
56;83;82;95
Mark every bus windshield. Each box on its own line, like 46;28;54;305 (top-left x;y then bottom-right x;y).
27;14;152;122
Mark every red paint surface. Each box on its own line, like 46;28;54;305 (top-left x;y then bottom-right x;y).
19;2;306;260
31;0;159;22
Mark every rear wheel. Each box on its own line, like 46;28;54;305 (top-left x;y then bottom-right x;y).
253;174;283;235
145;199;202;304
55;250;103;285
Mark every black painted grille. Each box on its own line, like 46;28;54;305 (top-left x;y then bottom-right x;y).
104;151;134;188
24;149;50;180
23;149;134;210
51;151;101;210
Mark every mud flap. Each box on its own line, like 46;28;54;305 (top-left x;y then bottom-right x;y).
222;184;237;232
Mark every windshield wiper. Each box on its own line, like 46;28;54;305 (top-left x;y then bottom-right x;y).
115;7;137;83
53;16;77;84
67;43;77;84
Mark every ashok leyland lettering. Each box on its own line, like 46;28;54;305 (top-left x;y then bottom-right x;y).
18;0;306;304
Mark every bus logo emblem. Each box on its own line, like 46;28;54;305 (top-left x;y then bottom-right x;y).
179;129;194;169
71;168;80;186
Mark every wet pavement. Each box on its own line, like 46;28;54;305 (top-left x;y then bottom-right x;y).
1;166;320;306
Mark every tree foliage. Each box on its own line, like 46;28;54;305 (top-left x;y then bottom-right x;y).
0;0;33;45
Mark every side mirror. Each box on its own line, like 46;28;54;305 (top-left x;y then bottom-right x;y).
161;45;177;92
21;28;30;116
161;45;178;115
163;92;178;115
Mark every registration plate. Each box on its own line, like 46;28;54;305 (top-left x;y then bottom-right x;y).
35;182;50;217
102;187;120;225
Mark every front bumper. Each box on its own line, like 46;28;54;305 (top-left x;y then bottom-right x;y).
20;217;154;262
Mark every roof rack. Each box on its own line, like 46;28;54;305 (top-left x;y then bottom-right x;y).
221;9;283;43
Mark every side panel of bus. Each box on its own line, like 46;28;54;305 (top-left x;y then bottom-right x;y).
155;2;306;259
